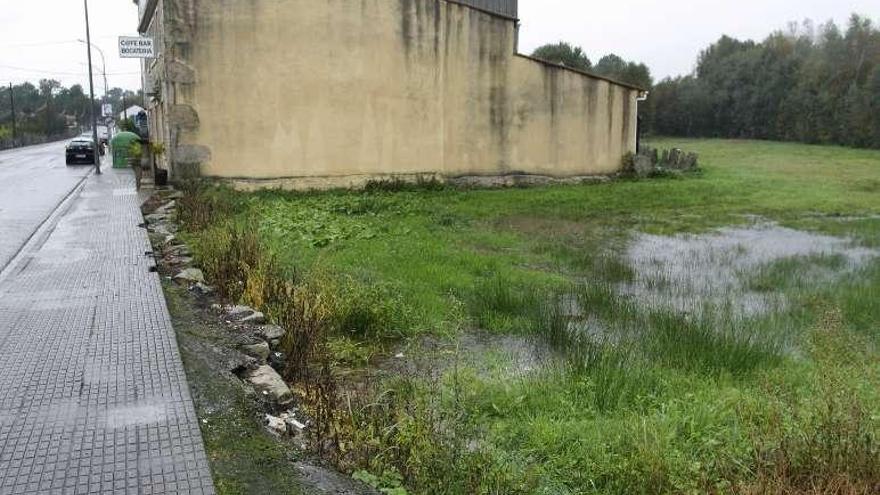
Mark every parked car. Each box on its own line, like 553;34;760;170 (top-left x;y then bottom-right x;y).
65;137;98;165
78;131;106;156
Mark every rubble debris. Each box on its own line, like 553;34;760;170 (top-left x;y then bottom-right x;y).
241;311;267;324
258;325;285;341
265;414;287;434
264;410;308;436
189;282;214;296
246;365;293;404
268;351;286;370
174;268;205;284
241;341;271;361
627;147;699;177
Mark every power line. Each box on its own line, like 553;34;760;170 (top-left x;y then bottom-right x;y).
0;64;88;76
0;64;140;77
0;40;81;49
0;35;124;49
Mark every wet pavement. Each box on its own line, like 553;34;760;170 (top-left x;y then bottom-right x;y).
0;142;92;274
0;147;214;494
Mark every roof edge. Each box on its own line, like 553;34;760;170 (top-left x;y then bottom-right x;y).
443;0;519;22
515;54;647;92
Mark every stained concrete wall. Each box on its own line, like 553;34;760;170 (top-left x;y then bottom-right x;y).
153;0;639;187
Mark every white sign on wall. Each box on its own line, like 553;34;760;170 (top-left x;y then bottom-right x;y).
118;36;155;58
101;104;113;117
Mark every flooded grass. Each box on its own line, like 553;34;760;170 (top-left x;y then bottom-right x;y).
179;139;880;494
620;222;877;318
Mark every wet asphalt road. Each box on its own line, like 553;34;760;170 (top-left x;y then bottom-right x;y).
0;141;94;273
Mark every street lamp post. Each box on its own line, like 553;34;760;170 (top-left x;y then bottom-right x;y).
78;39;108;103
83;0;100;174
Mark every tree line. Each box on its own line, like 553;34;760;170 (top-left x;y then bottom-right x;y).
532;14;880;149
531;41;653;91
651;15;880;148
0;80;142;149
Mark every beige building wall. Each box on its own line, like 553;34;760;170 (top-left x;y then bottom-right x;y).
149;0;639;187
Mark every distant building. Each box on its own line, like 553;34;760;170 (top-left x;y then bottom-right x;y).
119;105;145;122
135;0;643;189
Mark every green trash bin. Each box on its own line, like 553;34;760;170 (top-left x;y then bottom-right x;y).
111;132;141;169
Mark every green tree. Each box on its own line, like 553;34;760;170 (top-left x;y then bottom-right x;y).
651;14;880;149
0;79;140;148
531;42;592;71
594;53;653;88
594;54;627;76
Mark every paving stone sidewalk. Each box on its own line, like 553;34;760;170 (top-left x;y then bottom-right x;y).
0;168;215;494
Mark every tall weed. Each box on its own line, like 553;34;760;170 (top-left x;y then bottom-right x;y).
176;180;242;231
195;222;265;303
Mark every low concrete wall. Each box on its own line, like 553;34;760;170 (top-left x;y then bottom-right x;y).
157;0;639;187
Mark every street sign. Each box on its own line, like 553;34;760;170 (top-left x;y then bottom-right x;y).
101;104;112;117
118;36;155;58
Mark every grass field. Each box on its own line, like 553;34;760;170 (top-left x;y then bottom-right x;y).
181;138;880;494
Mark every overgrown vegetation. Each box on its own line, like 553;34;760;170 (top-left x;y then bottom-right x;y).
177;139;880;494
165;287;307;495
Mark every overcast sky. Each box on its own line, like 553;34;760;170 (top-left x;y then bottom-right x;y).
519;0;878;80
0;0;142;91
0;0;876;93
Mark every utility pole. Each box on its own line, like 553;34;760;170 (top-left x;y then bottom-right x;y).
83;0;100;174
45;89;51;140
8;83;16;148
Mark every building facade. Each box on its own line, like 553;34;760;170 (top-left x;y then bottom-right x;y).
136;0;642;189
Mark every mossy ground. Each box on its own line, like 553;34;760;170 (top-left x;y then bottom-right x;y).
164;285;309;495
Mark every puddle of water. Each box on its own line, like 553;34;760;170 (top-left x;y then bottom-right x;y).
2;289;98;310
804;212;880;222
620;222;877;318
565;316;629;346
83;362;127;386
103;402;168;429
137;453;184;474
454;332;552;378
10;398;84;428
31;295;95;310
386;331;554;381
34;247;91;265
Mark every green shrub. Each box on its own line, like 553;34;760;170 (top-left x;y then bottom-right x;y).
363;175;445;193
330;377;538;495
177;181;242;232
193;221;266;303
330;277;411;339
